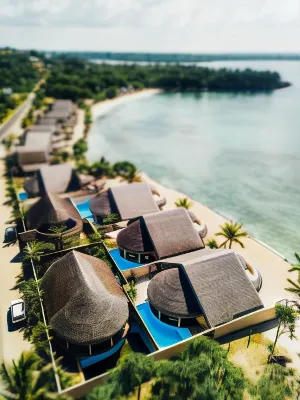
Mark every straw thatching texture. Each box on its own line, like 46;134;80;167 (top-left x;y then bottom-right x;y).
26;191;82;232
90;191;113;218
117;219;153;253
147;250;264;327
90;183;160;221
143;208;204;259
117;208;204;258
24;164;81;197
110;183;159;220
42;250;128;345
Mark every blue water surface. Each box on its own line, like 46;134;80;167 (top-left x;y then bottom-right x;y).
137;302;191;348
75;200;94;220
109;248;143;270
18;192;28;201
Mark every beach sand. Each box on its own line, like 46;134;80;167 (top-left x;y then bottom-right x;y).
141;172;300;367
89;90;300;366
92;89;162;118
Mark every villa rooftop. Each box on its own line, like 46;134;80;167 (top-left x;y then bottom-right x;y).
42;250;129;345
147;250;264;327
24;163;82;197
90;183;160;222
117;208;205;260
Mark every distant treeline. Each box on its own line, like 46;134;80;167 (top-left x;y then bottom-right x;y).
0;51;42;92
44;57;290;102
0;51;43;123
48;51;300;62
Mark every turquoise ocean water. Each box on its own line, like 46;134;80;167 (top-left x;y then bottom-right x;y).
87;61;300;261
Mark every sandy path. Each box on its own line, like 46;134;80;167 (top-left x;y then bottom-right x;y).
0;151;31;366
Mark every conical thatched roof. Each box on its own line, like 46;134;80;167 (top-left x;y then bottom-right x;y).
42;250;129;345
26;191;82;231
147;250;263;327
117;208;204;259
90;183;160;221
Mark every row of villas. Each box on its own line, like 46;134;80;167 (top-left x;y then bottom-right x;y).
16;100;76;172
14;103;279;394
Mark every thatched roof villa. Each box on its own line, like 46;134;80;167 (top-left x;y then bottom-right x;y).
24;164;82;198
116;208;205;264
16;131;53;172
41;250;129;357
147;249;264;329
90;183;166;225
18;191;83;249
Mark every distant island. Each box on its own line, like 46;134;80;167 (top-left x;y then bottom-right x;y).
0;49;292;122
45;57;290;102
48;50;300;63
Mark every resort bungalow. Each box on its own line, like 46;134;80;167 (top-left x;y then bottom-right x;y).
90;183;167;225
146;250;264;331
115;208;206;264
18;191;83;250
16;131;52;172
25;125;57;135
23;164;84;198
41;250;129;366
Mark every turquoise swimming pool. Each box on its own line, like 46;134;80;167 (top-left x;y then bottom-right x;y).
137;302;191;348
75;200;94;220
109;248;143;270
18;192;28;201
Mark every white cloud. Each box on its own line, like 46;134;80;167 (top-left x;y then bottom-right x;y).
0;0;299;51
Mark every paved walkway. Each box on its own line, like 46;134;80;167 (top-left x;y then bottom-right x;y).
0;94;34;365
0;152;31;365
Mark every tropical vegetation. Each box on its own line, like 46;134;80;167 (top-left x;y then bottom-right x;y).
175;197;193;209
44;57;290;103
215;222;248;249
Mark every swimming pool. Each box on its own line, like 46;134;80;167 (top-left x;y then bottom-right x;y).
137;302;191;348
109;248;143;270
75;200;94;220
18;192;28;201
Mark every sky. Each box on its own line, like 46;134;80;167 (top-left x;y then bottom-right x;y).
0;0;300;52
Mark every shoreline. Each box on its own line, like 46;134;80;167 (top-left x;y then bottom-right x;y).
91;88;162;118
140;172;300;367
88;87;300;366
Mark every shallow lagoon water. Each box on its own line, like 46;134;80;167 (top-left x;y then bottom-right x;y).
87;61;300;261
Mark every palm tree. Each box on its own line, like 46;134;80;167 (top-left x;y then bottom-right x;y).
215;222;247;249
102;213;120;225
0;351;56;400
206;238;219;249
286;253;300;304
23;241;48;262
123;169;143;183
151;336;245;400
110;353;156;400
174;198;193;209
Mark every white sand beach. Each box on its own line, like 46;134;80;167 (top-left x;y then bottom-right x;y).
141;172;300;366
92;89;161;118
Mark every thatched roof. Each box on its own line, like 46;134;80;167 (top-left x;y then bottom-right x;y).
147;250;264;326
26;191;82;232
24;164;81;197
117;208;204;259
90;183;159;221
26;125;56;134
41;251;128;345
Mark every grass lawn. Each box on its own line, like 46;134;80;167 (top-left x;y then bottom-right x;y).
225;333;290;383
